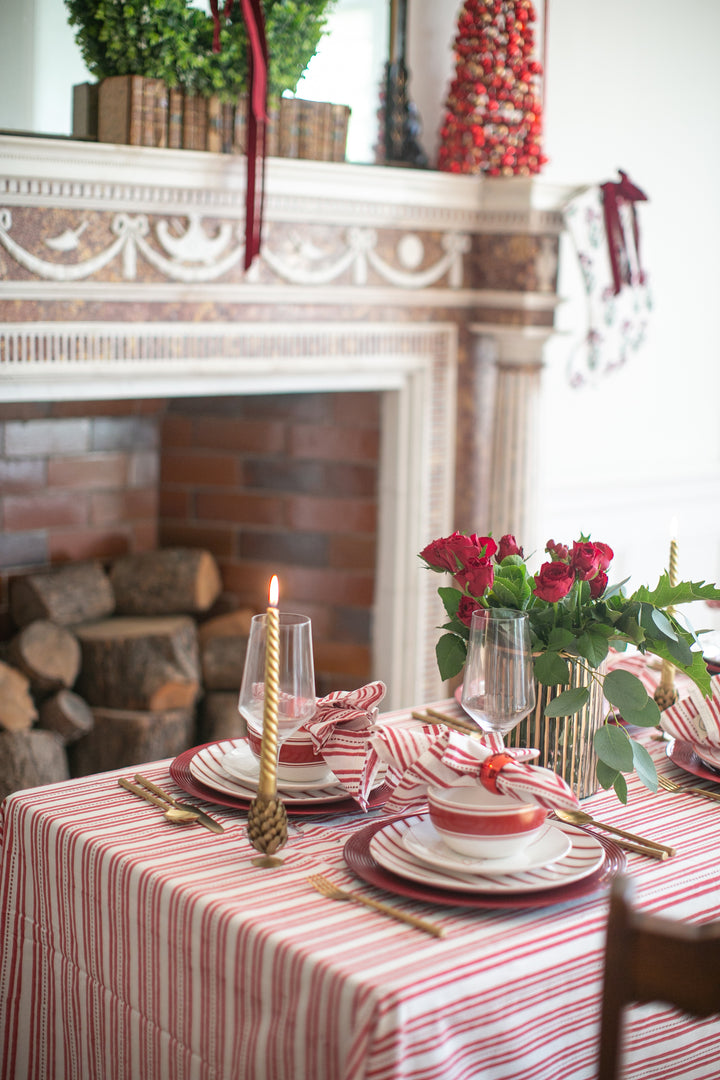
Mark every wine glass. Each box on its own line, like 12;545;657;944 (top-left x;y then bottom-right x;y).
238;612;316;747
461;609;536;737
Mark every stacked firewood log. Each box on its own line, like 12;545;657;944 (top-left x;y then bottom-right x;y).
0;550;254;800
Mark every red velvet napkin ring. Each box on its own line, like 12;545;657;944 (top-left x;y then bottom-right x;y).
479;752;515;794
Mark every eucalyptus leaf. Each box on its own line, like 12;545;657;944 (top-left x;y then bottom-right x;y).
594;724;634;771
612;772;629;804
620;696;661;728
630;740;658;791
596;759;619;791
543;685;589;717
603;669;649;711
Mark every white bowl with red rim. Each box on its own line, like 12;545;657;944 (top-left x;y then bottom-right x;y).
427;784;548;859
246;722;333;784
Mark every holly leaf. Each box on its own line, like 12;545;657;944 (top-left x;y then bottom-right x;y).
436;633;466;681
631;576;720;609
543;685;589;717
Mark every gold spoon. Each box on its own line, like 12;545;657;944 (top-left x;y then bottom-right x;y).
553;807;676;857
118;777;199;824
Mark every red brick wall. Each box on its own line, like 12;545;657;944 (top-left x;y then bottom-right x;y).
0;392;380;693
158;392;380;695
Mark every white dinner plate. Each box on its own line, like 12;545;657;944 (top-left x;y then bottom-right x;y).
370;817;605;894
189;739;354;804
401;818;572;876
220;742;337;792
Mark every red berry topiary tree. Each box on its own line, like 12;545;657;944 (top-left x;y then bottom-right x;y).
438;0;546;176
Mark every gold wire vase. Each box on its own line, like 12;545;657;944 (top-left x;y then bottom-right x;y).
505;659;606;799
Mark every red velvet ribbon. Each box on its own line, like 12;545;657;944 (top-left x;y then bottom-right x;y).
479;752;515;795
600;170;648;296
210;0;268;270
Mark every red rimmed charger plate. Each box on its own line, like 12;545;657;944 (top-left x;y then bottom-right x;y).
344;815;625;909
170;742;390;816
666;738;720;784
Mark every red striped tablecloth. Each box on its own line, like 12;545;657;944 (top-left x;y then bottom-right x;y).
2;702;720;1080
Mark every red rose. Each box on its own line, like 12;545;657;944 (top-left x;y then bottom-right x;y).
545;539;569;562
497;534;523;561
533;561;575;602
589;570;608;599
419;532;482;573
570;542;601;581
594;542;614;571
457;595;482;627
467;534;497;560
456;554;495;597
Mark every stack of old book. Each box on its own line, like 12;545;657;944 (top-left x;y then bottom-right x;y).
74;78;350;163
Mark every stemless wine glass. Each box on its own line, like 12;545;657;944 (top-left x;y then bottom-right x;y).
461;609;536;737
238;612;316;747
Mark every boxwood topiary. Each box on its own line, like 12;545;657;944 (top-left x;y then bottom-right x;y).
64;0;334;99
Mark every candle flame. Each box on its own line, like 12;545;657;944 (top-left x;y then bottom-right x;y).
268;575;279;607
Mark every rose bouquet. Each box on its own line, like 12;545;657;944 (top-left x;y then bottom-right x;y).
420;531;720;801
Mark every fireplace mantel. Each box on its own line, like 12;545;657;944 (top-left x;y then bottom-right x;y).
0;134;578;707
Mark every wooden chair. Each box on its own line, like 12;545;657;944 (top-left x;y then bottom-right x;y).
598;875;720;1079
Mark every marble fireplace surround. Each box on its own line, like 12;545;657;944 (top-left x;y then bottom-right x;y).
0;135;576;707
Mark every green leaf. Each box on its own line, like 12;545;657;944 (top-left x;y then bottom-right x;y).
547;628;576;651
595;760;628;803
594;724;634;772
620;696;662;728
491;580;522;607
631;576;720;609
630;739;658;791
603;669;649;712
438;587;461;619
534;651;570;686
612;772;629;804
574;631;610;668
543;686;590;717
596;759;619;791
435;633;466;681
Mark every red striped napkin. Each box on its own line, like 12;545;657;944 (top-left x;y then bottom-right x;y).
303;681;387;810
660;675;720;748
372;726;581;814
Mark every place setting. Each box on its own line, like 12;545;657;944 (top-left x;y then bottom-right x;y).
344;609;628;909
170;576;392;830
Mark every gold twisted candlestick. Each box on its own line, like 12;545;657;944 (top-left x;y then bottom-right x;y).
656;530;679;709
258;601;280;799
247;576;288;864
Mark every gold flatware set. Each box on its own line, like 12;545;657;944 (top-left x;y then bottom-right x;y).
307;873;445;938
553;807;675;861
118;774;225;833
658;774;720;804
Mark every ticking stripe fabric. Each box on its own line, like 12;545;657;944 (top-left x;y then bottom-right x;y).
2;701;720;1080
661;676;720;749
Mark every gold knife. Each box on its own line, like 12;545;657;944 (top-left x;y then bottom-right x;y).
134;774;225;834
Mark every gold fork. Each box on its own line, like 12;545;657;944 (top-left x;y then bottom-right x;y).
307;874;445;938
658;775;720;804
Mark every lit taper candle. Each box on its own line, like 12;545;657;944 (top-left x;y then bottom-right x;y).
257;575;280;799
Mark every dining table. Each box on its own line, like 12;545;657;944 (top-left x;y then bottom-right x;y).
1;697;720;1080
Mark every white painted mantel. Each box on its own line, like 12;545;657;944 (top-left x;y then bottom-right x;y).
0;134;579;706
